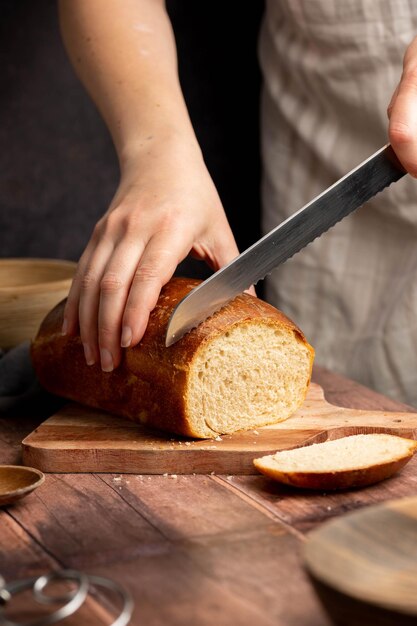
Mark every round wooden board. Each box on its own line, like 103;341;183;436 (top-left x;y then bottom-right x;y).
303;495;417;625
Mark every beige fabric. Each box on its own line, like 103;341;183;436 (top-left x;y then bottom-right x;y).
259;0;417;406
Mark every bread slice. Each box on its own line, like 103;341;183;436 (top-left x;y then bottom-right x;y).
31;277;314;439
253;434;417;489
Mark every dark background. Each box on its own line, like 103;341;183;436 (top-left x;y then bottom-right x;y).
0;0;264;279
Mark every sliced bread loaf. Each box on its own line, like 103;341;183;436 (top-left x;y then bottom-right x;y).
31;277;314;439
253;434;417;489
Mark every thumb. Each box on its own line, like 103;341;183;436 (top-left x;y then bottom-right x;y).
199;228;257;297
204;223;240;272
389;37;417;177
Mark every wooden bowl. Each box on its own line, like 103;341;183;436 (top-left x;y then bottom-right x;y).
0;465;45;506
0;258;76;349
304;495;417;625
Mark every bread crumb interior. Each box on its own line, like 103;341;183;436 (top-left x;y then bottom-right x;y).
267;434;415;472
188;321;311;436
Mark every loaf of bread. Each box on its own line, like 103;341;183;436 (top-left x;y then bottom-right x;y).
31;277;314;438
254;434;417;489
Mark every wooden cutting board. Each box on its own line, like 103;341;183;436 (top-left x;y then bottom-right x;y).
22;383;417;474
304;495;417;625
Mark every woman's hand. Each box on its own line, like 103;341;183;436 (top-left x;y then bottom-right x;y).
58;0;239;372
62;137;239;372
388;36;417;176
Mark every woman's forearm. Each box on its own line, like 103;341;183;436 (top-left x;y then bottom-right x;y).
58;0;200;166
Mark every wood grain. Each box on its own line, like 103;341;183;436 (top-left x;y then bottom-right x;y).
99;473;272;541
5;474;330;626
83;526;329;626
6;473;166;569
2;366;416;626
22;383;417;474
0;511;57;579
304;495;417;625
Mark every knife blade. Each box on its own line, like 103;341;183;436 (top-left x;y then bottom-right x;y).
166;144;406;347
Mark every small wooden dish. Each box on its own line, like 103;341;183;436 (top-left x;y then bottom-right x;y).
0;465;45;506
304;495;417;625
0;258;76;349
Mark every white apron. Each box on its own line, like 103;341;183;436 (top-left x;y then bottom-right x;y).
259;0;417;405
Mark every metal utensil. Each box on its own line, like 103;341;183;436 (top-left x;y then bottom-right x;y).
166;144;405;346
0;569;134;626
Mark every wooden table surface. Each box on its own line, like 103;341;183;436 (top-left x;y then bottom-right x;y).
1;365;417;626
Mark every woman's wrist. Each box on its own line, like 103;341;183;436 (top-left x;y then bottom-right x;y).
118;126;204;176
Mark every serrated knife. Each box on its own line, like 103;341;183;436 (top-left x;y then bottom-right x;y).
166;144;406;347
